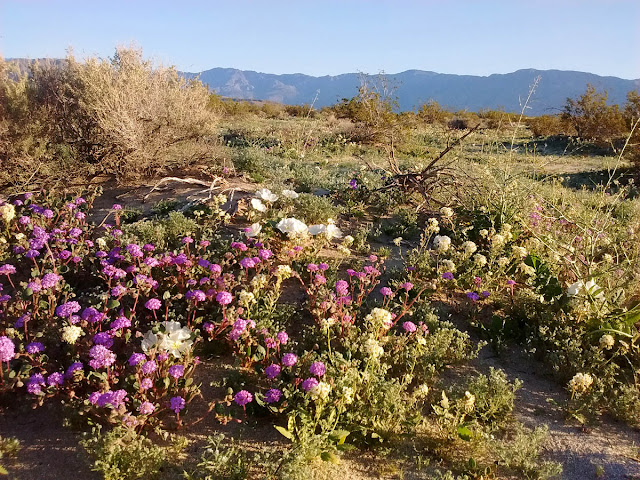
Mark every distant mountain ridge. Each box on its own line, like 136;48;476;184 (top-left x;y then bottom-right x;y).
184;67;640;116
8;58;640;116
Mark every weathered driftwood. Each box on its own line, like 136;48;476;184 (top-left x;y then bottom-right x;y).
375;124;480;210
142;176;225;203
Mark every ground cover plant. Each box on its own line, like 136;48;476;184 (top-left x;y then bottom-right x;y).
2;48;640;480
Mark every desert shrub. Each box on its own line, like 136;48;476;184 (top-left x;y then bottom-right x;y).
561;84;627;146
418;100;450;125
526;114;569;137
447;118;469;130
81;425;185;480
492;425;562;479
294;194;340;224
185;434;248;480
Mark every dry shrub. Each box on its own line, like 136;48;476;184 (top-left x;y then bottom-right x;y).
74;48;218;176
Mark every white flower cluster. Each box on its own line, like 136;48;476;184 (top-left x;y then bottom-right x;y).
433;235;451;253
141;321;194;358
599;334;615;350
310;381;332;401
0;204;15;223
363;337;384;359
461;241;477;255
308;220;343;240
62;325;84;344
567;279;604;300
365;308;394;329
276;217;308;236
569;372;594;393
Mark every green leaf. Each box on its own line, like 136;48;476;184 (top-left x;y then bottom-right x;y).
320;451;340;464
457;425;473;441
106;299;120;310
274;425;294;441
329;429;350;445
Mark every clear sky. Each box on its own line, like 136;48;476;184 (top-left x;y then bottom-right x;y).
1;0;639;79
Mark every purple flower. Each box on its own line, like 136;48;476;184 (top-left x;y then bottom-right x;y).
65;362;83;379
0;336;15;362
89;345;116;369
216;291;233;305
233;390;253;406
474;276;482;286
110;316;131;330
282;353;298;367
265;388;282;403
182;236;194;244
127;353;147;369
112;204;122;211
168;364;185;379
309;361;326;377
265;364;281;379
259;249;273;260
349;178;358;189
240;257;256;269
380;287;392;296
276;331;289;344
111;285;127;297
55;301;81;318
506;279;516;286
402;321;417;333
145;298;162;310
442;272;454;280
126;243;143;258
141;360;157;375
466;292;480;302
47;372;64;386
402;282;414;291
93;332;113;348
481;290;490;298
0;264;17;276
41;273;62;289
26;342;44;354
140;378;153;390
138;401;155;415
301;378;319;392
336;280;349;296
97;389;128;408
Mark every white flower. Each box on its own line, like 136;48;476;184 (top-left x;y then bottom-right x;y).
321;317;337;329
461;241;477;255
427;218;440;234
141;331;159;352
343;235;354;246
0;204;15;223
337;245;351;256
512;246;528;258
363;337;384;359
497;257;509;268
365;308;393;329
393;237;403;247
603;254;614;264
239;290;256;307
281;189;299;199
325;223;343;240
415;384;430;398
96;237;108;248
341;386;355;404
62;325;84;344
275;265;293;278
433;235;451;253
244;223;262;238
251;198;267;212
255;188;278;202
440;207;454;218
518;262;536;277
585;280;605;300
479;229;489;238
569;372;593;393
142;322;193;358
567;281;583;297
599;334;615;350
310;381;332;401
473;254;487;267
491;234;505;248
276;217;308;236
441;259;456;273
464;391;476;412
308;224;327;236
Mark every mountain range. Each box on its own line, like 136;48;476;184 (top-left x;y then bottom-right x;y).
8;58;640;116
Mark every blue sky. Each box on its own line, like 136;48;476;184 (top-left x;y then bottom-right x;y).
1;0;639;79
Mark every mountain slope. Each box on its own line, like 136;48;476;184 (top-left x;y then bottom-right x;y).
186;67;639;115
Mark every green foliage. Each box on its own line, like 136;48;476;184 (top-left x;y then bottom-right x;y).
294;194;340;224
81;425;185;480
492;425;562;479
465;368;522;428
185;434;248;480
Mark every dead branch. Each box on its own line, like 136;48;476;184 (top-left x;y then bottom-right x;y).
143;176;225;203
